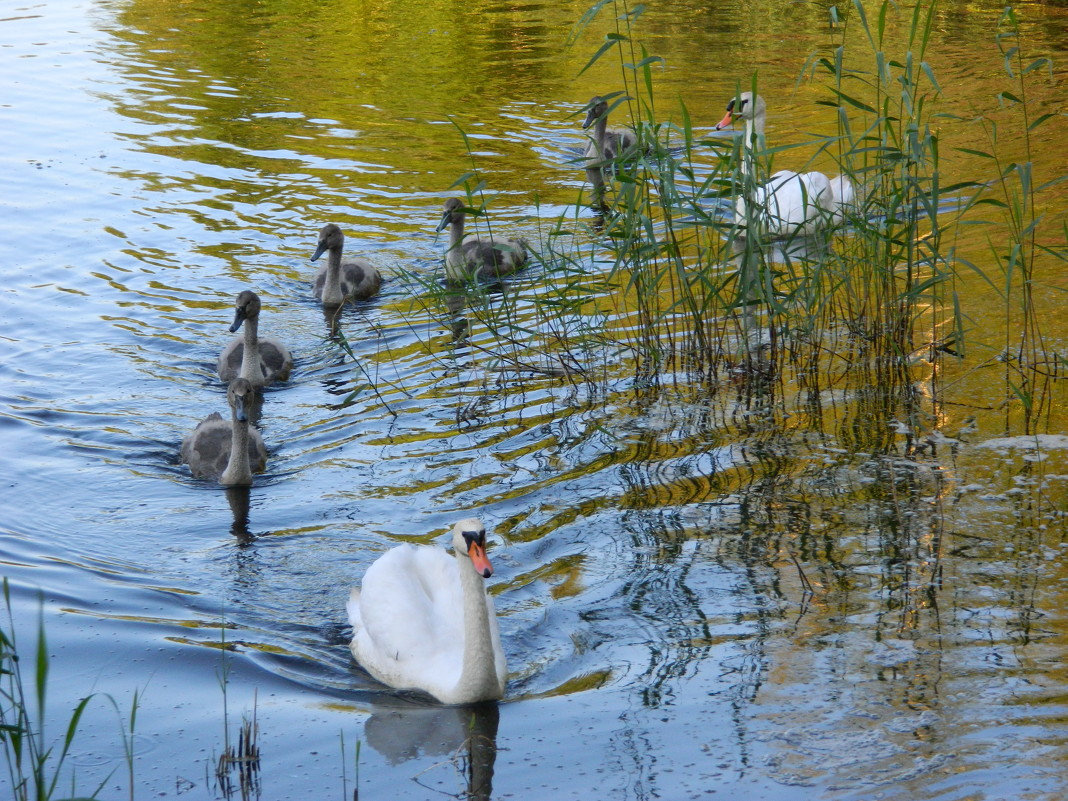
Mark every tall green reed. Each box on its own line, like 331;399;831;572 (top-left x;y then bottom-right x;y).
0;579;105;801
797;0;959;435
569;0;1058;440
947;6;1064;435
390;0;1064;444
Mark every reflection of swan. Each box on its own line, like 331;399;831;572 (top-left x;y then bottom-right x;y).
310;223;382;305
365;701;499;800
444;288;470;342
216;290;293;387
347;518;507;704
715;92;852;236
729;228;829;266
437;199;528;283
225;486;253;542
180;378;266;486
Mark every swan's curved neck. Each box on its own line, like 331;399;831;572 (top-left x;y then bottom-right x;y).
454;551;501;702
592;114;608;157
322;244;345;305
445;216;467;281
240;317;261;382
221;417;252;486
740;111;766;178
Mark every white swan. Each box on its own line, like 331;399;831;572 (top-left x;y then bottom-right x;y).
347;518;507;704
714;92;852;236
310;223;382;305
437;199;528;283
180;378;267;486
217;290;293;387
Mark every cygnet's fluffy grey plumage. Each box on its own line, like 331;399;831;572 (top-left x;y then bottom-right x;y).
180;378;267;486
311;223;382;305
436;198;528;283
582;95;638;165
216;290;293;387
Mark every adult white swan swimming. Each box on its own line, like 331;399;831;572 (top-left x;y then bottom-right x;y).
346;518;507;704
715;92;853;237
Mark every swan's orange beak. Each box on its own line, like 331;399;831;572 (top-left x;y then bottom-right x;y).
714;110;735;131
468;540;493;578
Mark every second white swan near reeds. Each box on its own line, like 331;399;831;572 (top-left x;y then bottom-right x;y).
180;378;267;486
346;518;507;705
715;92;853;236
437;198;528;283
311;223;382;305
217;290;293;387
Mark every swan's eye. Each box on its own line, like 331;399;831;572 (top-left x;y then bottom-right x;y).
462;530;486;548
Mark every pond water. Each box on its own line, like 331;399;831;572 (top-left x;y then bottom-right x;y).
2;0;1068;799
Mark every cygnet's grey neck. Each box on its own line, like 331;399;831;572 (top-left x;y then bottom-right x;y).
240;317;261;382
322;245;345;305
221;413;252;486
445;216;467;279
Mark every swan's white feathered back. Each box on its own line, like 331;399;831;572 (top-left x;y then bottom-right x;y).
347;542;505;703
740;169;834;236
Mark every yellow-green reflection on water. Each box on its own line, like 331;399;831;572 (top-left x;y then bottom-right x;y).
3;0;1068;798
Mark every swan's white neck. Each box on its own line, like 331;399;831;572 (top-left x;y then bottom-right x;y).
453;549;503;702
239;317;262;382
221;416;252;486
445;217;467;282
322;245;345;306
740;111;766;178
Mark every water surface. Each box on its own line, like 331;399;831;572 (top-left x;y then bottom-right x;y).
2;0;1068;799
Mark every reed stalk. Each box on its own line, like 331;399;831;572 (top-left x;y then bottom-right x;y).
0;579;107;801
391;0;1065;448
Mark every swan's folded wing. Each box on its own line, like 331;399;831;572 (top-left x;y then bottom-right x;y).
353;545;464;668
217;340;243;382
258;339;292;381
180;413;229;478
486;594;507;688
763;170;834;229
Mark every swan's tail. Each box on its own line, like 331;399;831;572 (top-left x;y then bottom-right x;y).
345;587;362;630
830;175;855;209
